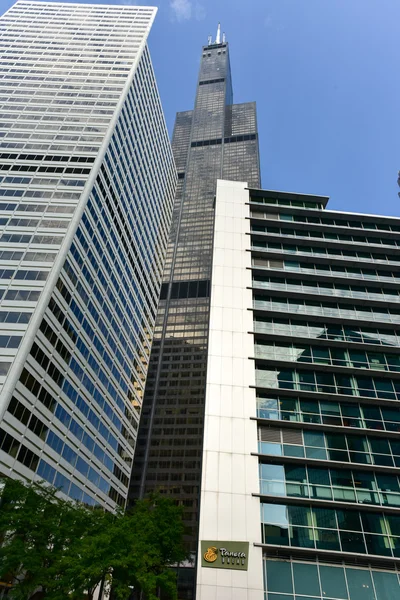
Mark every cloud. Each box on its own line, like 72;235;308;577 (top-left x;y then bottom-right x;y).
195;3;206;21
170;0;192;21
170;0;206;22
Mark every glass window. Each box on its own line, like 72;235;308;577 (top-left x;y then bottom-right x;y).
365;534;391;556
285;466;307;482
346;568;375;600
260;464;284;481
340;531;366;554
261;503;288;526
288;505;310;527
266;561;293;594
316;528;341;551
264;525;289;546
293;563;320;596
386;514;400;536
304;431;325;448
308;468;330;486
314;507;336;529
372;570;400;600
370;438;390;454
320;565;348;599
336;510;362;531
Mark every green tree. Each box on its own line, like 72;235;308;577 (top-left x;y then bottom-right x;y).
62;493;187;600
0;477;74;599
0;479;187;600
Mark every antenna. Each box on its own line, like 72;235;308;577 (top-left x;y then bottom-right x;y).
215;22;221;44
222;32;226;43
207;35;212;45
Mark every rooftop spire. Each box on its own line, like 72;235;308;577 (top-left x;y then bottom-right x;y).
215;22;221;44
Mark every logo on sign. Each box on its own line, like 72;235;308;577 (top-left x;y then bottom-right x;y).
203;546;218;563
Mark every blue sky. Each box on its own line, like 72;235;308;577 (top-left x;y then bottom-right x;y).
1;0;399;216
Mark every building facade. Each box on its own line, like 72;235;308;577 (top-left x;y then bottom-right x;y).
0;0;176;510
197;179;400;599
129;29;260;597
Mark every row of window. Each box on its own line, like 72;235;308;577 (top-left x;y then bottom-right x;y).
2;289;41;301
251;225;400;248
253;262;400;283
260;463;400;507
0;152;95;163
253;318;400;348
261;502;400;558
0;202;75;214
256;367;400;401
0;335;21;349
256;395;400;432
0;310;31;323
258;426;400;467
252;240;400;265
0;232;63;244
0;269;48;281
253;276;400;303
254;341;400;373
0;217;69;228
253;295;400;325
260;211;400;233
264;559;400;600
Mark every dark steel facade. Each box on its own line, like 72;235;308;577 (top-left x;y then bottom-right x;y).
129;39;260;597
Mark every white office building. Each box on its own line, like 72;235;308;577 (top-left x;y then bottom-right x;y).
0;0;176;510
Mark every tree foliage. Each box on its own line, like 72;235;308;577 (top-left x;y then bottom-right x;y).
0;478;187;600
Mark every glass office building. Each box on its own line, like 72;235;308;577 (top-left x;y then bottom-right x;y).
0;1;176;510
129;29;260;598
197;180;400;599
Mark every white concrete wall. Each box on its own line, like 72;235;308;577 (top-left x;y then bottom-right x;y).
196;180;263;600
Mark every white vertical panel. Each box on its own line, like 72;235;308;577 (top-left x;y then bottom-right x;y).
197;180;263;600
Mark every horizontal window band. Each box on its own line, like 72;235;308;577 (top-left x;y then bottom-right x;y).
256;543;400;570
251;330;400;355
190;134;257;148
253;452;400;475
160;279;210;300
252;416;400;441
252;356;400;381
253;492;400;516
251;306;400;332
191;138;222;148
224;134;257;143
0;153;95;163
250;384;400;410
199;77;225;85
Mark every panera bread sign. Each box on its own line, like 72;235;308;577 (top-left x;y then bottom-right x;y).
201;541;249;570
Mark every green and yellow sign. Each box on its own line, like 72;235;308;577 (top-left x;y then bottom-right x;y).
201;541;249;570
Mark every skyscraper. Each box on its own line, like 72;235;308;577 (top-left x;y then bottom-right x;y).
0;0;176;510
129;25;260;596
196;180;400;599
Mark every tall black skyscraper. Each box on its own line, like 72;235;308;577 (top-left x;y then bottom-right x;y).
129;26;260;596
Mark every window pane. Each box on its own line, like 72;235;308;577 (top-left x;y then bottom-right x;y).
346;568;375;600
293;563;320;596
266;561;293;594
372;570;400;600
320;565;348;599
